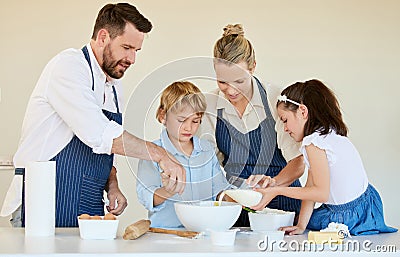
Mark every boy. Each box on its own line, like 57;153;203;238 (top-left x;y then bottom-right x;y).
136;81;231;228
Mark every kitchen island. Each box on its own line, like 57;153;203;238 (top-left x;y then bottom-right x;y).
0;228;398;256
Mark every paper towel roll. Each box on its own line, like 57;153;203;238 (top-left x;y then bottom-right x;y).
25;161;56;237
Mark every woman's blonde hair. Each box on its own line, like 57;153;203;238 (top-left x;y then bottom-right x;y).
156;81;207;123
213;24;256;70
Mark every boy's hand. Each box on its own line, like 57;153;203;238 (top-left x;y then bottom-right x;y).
161;172;180;195
158;153;186;194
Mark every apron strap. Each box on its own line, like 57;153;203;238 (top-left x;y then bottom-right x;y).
81;46;95;91
15;168;25;175
111;85;120;114
81;46;120;113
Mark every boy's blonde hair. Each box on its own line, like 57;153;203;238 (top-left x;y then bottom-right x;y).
156;81;207;123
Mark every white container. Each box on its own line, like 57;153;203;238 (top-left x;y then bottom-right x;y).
223;189;262;207
210;229;239;246
257;230;285;251
257;230;285;241
174;201;241;232
25;161;56;237
248;208;295;231
78;217;119;240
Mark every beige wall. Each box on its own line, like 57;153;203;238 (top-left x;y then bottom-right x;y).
0;0;399;231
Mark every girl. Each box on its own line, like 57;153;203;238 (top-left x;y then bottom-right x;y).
252;79;397;235
136;81;231;228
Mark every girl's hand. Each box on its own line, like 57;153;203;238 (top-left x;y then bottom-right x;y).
247;175;276;188
279;225;306;235
250;187;277;210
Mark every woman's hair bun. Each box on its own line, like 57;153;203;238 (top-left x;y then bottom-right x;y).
223;24;244;37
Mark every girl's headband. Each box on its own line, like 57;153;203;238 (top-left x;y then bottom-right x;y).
277;95;301;106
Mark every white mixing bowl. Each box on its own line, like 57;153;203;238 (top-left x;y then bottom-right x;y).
174;201;241;232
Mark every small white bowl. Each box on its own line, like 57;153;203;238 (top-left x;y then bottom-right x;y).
210;229;239;246
257;230;285;241
257;230;285;251
248;208;295;231
78;217;119;240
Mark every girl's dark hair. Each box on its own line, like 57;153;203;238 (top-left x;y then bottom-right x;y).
91;3;152;40
278;79;348;137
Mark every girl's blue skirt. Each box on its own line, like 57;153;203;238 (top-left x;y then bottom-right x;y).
307;184;397;235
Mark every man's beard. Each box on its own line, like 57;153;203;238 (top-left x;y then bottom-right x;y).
102;44;129;79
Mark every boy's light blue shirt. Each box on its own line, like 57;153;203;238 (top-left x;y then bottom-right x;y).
136;128;231;228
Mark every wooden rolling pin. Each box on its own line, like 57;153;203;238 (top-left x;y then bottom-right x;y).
149;227;200;238
123;219;151;240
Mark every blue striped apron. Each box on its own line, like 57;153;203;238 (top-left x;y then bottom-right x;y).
20;46;122;227
215;77;301;226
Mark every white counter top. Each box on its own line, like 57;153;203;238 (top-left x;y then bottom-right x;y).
0;228;398;256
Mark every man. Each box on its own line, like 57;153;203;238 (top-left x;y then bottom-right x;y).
0;3;185;227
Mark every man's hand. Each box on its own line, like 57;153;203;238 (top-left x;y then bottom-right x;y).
106;187;128;215
105;166;127;215
158;152;186;194
111;132;187;194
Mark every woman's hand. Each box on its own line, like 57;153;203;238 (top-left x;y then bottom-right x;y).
279;225;306;235
247;175;276;188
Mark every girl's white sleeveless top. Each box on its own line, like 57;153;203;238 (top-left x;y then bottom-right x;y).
301;130;369;205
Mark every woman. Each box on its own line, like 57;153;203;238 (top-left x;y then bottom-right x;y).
199;24;304;226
